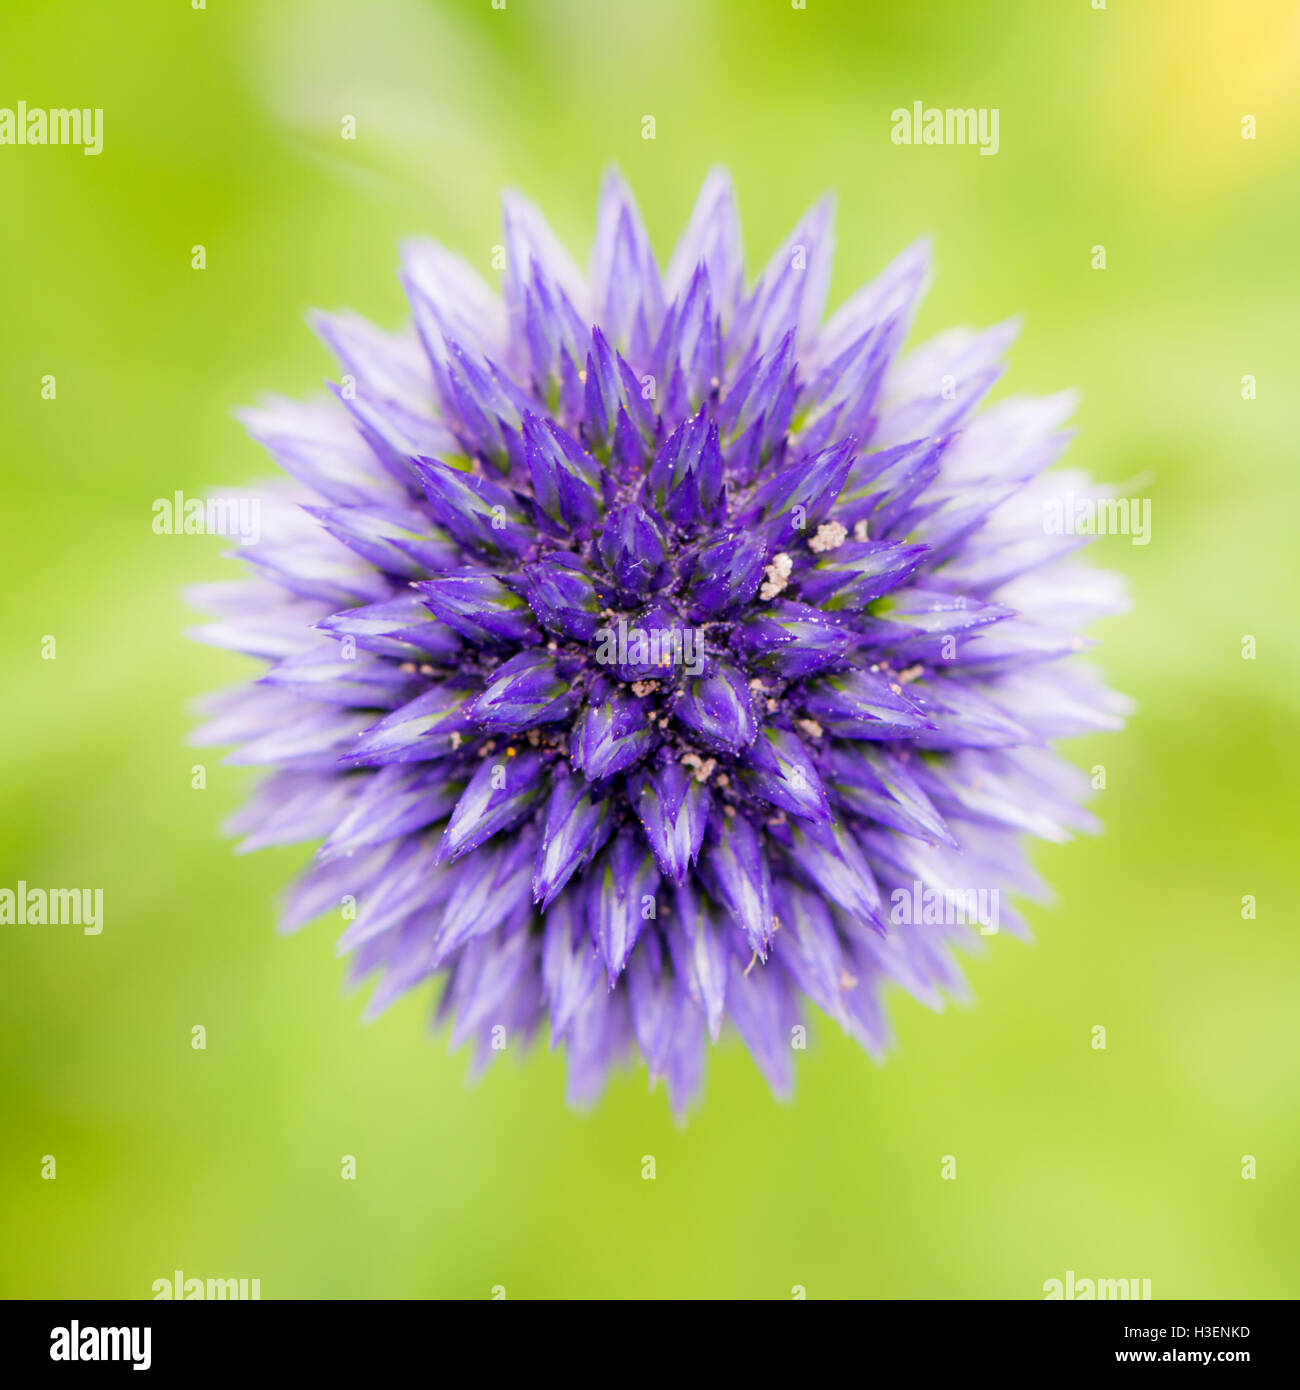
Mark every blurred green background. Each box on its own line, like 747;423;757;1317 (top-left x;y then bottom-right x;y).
2;0;1297;1299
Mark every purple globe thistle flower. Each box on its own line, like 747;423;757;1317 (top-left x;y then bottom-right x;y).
189;170;1128;1116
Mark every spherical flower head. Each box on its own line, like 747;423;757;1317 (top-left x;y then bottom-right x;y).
189;169;1128;1117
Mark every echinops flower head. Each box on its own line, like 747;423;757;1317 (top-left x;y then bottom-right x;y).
189;169;1128;1116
